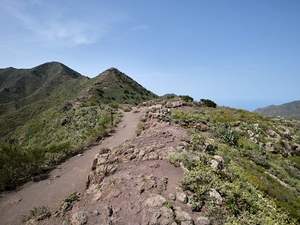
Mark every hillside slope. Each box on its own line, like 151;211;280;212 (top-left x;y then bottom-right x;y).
0;62;88;115
0;63;157;191
80;67;157;106
254;100;300;120
30;101;300;224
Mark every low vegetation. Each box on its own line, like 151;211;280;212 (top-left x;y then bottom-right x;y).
0;64;157;191
169;105;300;223
0;104;120;191
20;205;50;223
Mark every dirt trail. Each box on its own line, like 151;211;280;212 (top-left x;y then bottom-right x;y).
0;107;146;225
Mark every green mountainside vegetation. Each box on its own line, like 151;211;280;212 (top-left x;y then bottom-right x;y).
255;100;300;120
1;62;300;223
0;62;157;191
168;104;300;223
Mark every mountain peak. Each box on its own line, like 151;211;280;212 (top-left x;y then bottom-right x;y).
0;62;87;114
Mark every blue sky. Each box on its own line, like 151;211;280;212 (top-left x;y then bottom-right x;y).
1;0;299;111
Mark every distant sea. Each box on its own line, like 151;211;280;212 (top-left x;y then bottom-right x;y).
216;99;293;112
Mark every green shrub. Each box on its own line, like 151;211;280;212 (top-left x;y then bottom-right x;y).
136;122;144;136
60;192;79;210
214;123;239;147
238;139;270;168
200;99;217;108
168;152;196;170
0;144;45;191
108;101;119;109
179;95;194;102
20;206;50;222
181;168;216;193
99;147;110;155
119;104;132;112
213;114;235;123
164;201;174;209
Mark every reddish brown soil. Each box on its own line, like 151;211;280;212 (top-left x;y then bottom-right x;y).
0;107;147;225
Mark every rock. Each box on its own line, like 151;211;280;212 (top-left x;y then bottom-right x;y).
143;194;167;210
165;100;183;108
149;206;174;225
196;216;211;225
209;189;222;205
71;211;88;225
174;206;194;224
205;142;214;154
26;219;38;225
162;176;168;190
138;149;146;158
247;130;254;137
148;151;159;160
176;187;188;204
250;136;258;144
169;193;176;201
210;155;225;170
105;188;122;200
36;211;51;221
181;222;195;225
180;162;189;172
92;210;100;216
60;201;72;213
105;206;113;217
210;160;219;170
234;121;241;127
266;129;278;138
265;142;277;153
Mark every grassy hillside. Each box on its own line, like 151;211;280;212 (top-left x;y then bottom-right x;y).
255;100;300;120
0;63;157;191
80;67;157;106
0;62;88;115
168;104;300;223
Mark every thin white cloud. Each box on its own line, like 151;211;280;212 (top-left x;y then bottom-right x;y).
2;0;108;46
39;19;104;46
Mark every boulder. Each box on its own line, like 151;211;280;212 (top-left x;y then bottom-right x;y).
247;130;254;137
196;216;211;225
149;206;174;225
168;193;176;201
71;211;88;225
266;130;279;138
175;187;188;204
174;206;194;225
209;189;222;205
143;194;167;211
210;155;225;170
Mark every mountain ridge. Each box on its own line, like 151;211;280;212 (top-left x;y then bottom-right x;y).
0;62;157;115
0;62;89;115
254;100;300;120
